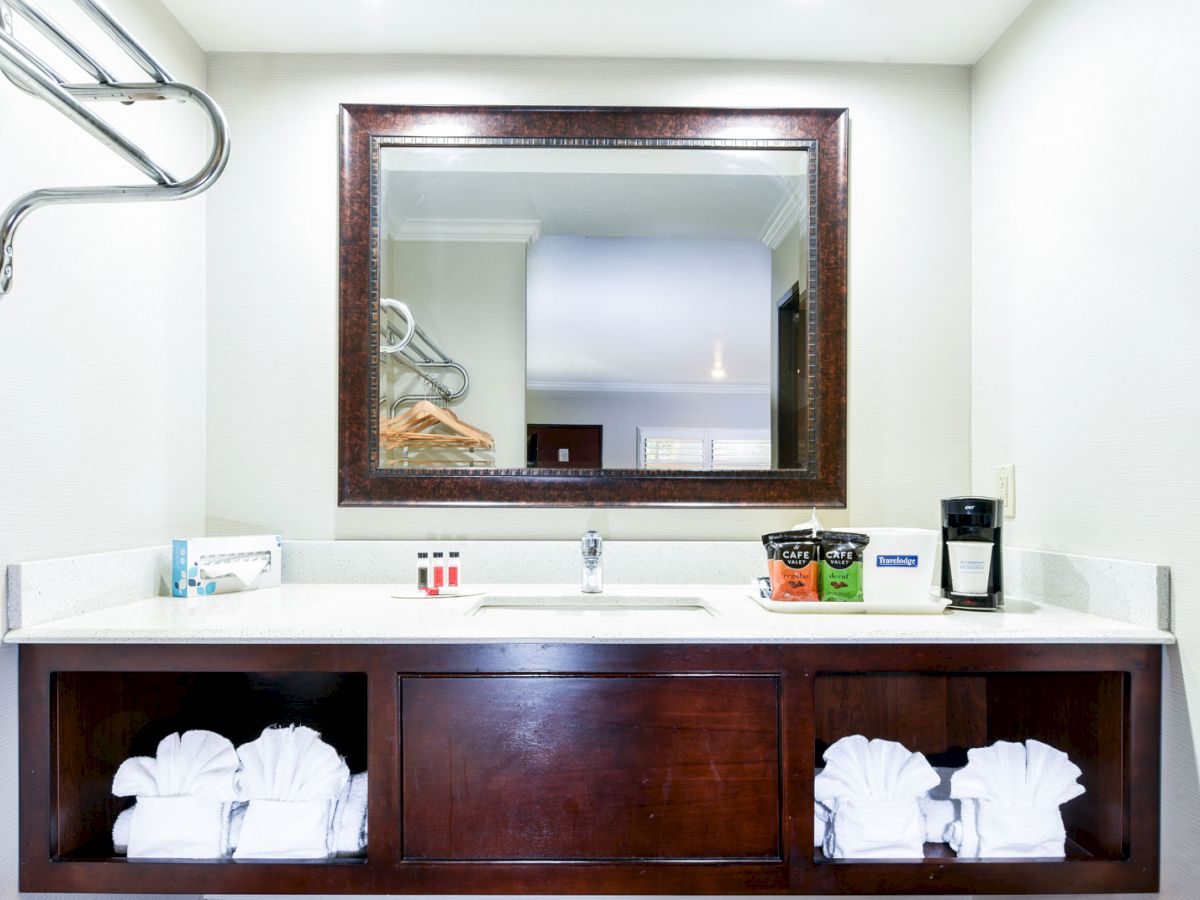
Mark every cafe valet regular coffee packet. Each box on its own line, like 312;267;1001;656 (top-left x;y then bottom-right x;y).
761;530;870;602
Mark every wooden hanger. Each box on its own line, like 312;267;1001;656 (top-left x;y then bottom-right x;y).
381;400;495;450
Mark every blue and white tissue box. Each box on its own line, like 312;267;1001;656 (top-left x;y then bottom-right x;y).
171;535;282;598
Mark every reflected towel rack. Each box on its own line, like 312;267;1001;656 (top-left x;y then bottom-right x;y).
380;297;469;416
0;0;230;295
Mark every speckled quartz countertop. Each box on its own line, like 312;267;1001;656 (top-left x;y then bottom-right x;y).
2;583;1174;645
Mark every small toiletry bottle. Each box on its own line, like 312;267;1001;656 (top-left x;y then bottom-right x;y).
448;551;460;588
416;552;429;593
432;552;445;590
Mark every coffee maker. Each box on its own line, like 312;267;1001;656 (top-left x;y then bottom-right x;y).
940;497;1004;610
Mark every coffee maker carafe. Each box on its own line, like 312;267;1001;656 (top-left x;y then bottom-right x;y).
941;497;1003;611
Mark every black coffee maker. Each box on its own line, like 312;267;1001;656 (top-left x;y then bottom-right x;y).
941;497;1004;611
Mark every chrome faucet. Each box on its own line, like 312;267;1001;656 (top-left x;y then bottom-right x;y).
581;530;603;593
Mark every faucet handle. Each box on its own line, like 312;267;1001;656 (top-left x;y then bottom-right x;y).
581;530;603;557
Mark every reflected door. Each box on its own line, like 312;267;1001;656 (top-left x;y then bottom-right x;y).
527;424;603;468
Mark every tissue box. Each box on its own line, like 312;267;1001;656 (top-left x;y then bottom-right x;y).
171;535;282;598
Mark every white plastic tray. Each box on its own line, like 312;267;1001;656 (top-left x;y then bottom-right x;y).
749;581;950;615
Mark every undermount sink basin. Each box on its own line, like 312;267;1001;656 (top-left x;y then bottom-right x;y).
468;594;715;618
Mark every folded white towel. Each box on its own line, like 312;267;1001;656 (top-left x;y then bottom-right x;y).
824;798;927;859
128;796;233;859
332;772;369;856
918;766;959;843
236;799;335;859
950;739;1084;858
233;725;350;859
975;800;1068;857
815;736;939;859
111;730;239;859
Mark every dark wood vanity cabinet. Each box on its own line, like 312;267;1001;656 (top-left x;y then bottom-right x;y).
19;642;1161;895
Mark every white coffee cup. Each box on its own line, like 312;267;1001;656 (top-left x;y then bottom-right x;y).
947;541;993;594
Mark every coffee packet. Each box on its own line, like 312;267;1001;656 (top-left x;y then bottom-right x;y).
762;531;822;601
819;531;870;601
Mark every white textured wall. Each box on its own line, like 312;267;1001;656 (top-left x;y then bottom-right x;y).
204;55;972;539
0;3;208;898
972;0;1200;896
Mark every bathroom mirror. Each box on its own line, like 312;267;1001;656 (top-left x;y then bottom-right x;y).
339;106;847;506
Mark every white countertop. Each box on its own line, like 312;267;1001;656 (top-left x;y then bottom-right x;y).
2;583;1174;645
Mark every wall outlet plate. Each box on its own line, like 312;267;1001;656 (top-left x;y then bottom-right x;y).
996;464;1016;517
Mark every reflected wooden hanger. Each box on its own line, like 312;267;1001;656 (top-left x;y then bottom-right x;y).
381;400;495;449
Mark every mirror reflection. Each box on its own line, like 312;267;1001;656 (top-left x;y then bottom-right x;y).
378;145;811;471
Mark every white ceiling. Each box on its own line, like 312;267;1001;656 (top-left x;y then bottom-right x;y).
382;146;807;245
383;171;802;243
160;0;1032;64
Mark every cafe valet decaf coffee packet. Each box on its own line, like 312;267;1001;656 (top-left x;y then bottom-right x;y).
761;531;870;602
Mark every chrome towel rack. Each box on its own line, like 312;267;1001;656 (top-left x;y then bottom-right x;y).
380;297;469;416
0;0;230;295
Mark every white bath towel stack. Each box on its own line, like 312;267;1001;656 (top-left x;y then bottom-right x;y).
111;730;239;858
233;725;351;859
814;735;940;859
948;739;1085;858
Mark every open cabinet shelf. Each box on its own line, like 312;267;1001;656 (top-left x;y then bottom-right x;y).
19;641;1160;895
50;669;367;866
812;671;1129;864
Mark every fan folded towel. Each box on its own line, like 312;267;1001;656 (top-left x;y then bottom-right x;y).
919;766;960;843
233;725;350;859
814;735;939;859
111;730;239;858
950;739;1085;858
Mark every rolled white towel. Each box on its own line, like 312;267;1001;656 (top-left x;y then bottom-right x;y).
233;725;350;860
814;802;830;849
332;772;369;856
812;766;829;849
918;766;959;843
112;807;133;855
946;796;980;857
815;736;939;859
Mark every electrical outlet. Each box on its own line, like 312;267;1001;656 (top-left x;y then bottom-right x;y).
996;464;1016;517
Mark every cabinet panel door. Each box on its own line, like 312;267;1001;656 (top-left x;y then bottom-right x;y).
401;675;780;860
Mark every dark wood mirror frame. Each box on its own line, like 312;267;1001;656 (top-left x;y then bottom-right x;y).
338;105;847;507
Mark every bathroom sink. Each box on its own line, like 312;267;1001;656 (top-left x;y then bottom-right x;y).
468;593;715;618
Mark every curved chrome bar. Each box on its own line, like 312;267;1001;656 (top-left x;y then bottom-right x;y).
0;79;230;294
380;298;417;355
